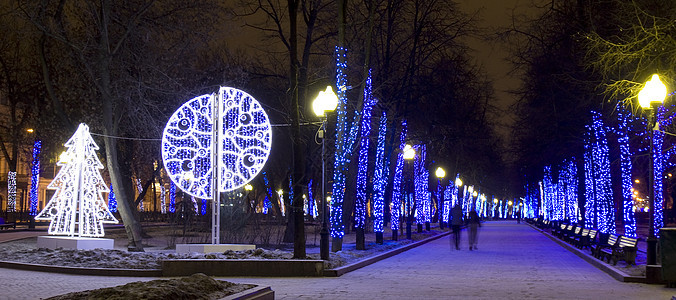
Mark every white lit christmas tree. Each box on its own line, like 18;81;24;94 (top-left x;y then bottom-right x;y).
35;124;118;237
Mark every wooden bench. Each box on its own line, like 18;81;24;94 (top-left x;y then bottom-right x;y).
574;229;589;248
581;229;598;250
560;225;573;239
611;236;638;265
0;219;15;230
565;226;582;244
595;233;620;262
552;223;566;237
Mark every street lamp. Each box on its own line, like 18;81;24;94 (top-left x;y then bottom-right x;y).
313;86;338;261
403;144;416;239
435;167;446;229
638;74;667;266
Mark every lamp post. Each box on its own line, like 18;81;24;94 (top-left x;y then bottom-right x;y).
638;74;667;266
403;144;416;239
313;86;338;261
435;167;446;229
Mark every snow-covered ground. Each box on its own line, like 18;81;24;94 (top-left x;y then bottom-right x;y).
0;229;440;270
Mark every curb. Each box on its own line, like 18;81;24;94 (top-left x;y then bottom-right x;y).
0;230;453;278
527;224;646;283
0;260;162;277
221;285;274;300
324;229;452;277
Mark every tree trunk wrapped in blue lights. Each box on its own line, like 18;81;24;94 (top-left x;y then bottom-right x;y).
584;111;615;234
543;166;554;220
331;46;360;251
414;145;430;226
372;112;388;243
652;106;667;236
29;140;41;216
389;121;407;237
354;70;376;249
617;108;636;237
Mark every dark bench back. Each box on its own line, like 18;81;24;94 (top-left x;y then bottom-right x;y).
581;229;589;237
618;236;638;248
589;230;598;239
566;225;573;231
607;234;620;246
574;227;581;234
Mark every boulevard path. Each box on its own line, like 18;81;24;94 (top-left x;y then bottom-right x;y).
0;221;673;299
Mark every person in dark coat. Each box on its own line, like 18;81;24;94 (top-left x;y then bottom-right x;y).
468;210;481;250
450;204;463;250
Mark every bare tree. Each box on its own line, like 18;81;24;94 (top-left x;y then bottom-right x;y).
20;0;221;251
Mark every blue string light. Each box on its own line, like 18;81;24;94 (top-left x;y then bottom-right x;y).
355;70;376;230
373;112;388;234
653;106;668;236
543;166;553;220
108;185;117;213
618;108;636;237
390;120;407;233
307;179;314;218
29;140;41;216
169;181;176;213
330;45;350;239
585;111;615;233
564;159;578;222
263;171;276;215
414;145;430;224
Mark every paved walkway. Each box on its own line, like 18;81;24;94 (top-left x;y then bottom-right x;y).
0;221;673;299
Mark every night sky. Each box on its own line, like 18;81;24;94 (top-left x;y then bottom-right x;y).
458;0;542;142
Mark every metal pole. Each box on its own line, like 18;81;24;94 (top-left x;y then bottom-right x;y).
647;105;657;265
212;92;220;245
320;119;329;260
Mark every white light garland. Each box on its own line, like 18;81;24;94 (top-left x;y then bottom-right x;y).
161;87;272;198
7;171;16;212
35;124;118;237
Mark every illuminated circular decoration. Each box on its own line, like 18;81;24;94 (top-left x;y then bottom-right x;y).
162;88;272;198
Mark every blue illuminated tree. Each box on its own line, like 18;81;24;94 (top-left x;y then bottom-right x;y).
373;112;388;244
584;111;615;233
29;140;41;216
330;46;361;251
169;182;176;213
108;185;117;213
617;108;636;237
414;145;430;230
389;121;407;240
354;71;376;250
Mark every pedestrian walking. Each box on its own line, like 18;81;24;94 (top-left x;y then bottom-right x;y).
450;204;463;250
468;210;481;250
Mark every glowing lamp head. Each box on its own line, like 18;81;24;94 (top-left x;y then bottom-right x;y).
638;74;667;108
472;191;478;197
277;189;283;196
244;184;253;191
403;144;416;160
493;198;498;204
26;128;34;133
312;86;339;117
435;167;446;179
508;200;513;206
455;177;463;187
481;195;486;202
